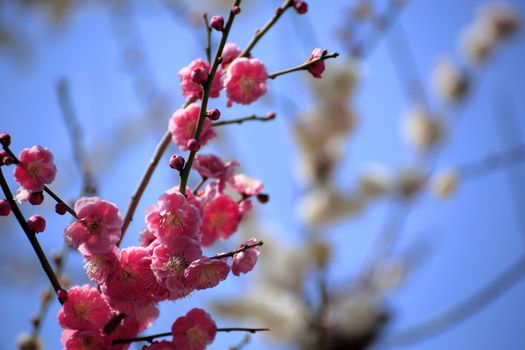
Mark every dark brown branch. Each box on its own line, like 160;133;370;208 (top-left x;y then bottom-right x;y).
210;240;263;260
0;167;64;297
112;327;269;345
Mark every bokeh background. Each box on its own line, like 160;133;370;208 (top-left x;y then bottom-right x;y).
1;0;525;349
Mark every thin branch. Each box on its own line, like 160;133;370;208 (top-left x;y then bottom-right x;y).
193;176;208;195
378;256;525;347
210;240;263;260
239;0;295;58
179;0;242;195
267;52;339;80
459;144;525;180
0;167;64;297
112;327;269;345
203;13;212;63
212;114;275;127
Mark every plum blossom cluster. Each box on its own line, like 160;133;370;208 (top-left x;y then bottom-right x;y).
0;0;340;348
59;174;262;348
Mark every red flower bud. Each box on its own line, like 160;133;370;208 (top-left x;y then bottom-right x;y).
29;191;44;205
206;109;221;121
191;67;208;86
210;16;224;31
187;139;201;152
169;154;185;171
0;199;11;216
27;215;46;233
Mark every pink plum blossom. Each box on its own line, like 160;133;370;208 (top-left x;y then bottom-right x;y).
179;59;223;99
200;194;241;247
104;247;164;303
57;285;111;331
184;257;230;290
307;48;326;78
224;58;268;106
151;237;202;295
231;238;260;276
228;174;264;196
64;197;123;254
168;103;217;151
145;191;202;246
13;145;56;192
171;308;217;350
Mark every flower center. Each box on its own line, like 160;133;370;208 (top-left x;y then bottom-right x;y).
239;76;254;92
187;326;205;344
26;162;41;176
166;256;186;274
85;216;103;235
72;302;89;320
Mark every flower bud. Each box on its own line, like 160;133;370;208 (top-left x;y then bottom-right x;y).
294;1;308;14
265;112;276;120
0;199;11;216
231;5;241;15
210;16;224;31
29;191;44;205
187;139;201;152
256;193;269;203
190;67;208;86
169;154;185;171
27;215;46;233
206;109;221;121
0;132;11;147
55;203;68;215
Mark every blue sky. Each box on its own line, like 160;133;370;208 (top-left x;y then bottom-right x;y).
1;0;525;349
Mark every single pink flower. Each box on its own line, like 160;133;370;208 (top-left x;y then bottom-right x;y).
224;58;268;106
168;103;217;151
80;246;119;284
228;174;264;196
146;191;202;246
104;247;164;303
151;237;202;295
231;238;260;276
143;341;177;350
307;48;326;78
184;257;230;290
64;197;123;254
13;145;57;192
57;285;111;331
221;43;242;68
171;308;217;350
179;59;223;99
63;330;111;350
200;194;241;247
193;154;226;179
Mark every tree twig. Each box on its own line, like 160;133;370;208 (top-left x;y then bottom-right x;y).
267;52;339;80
